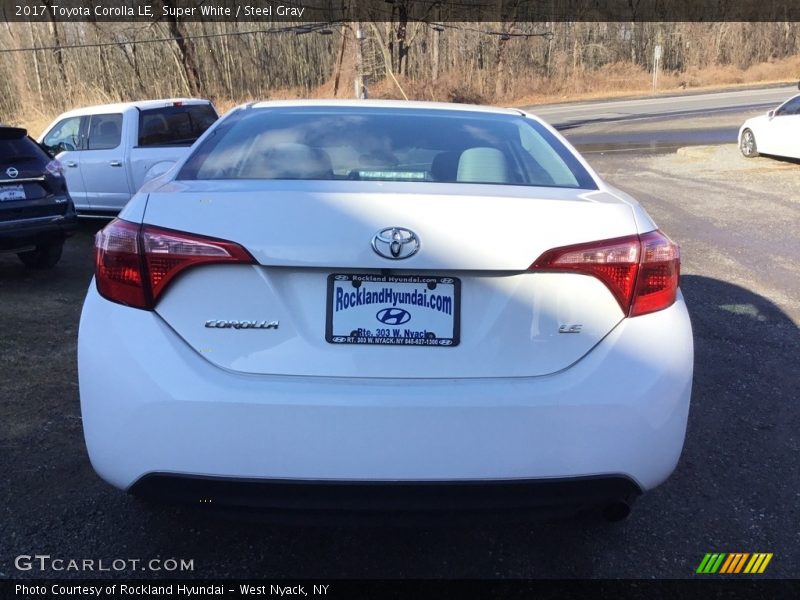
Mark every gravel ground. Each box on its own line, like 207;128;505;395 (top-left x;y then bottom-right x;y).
1;144;798;580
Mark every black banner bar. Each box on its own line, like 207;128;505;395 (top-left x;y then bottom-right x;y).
2;0;800;23
3;579;800;600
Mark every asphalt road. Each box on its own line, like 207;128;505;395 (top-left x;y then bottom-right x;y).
531;84;799;153
1;92;798;581
526;84;798;128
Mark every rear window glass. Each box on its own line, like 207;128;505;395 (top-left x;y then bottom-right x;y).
138;104;218;147
178;107;597;190
0;133;48;165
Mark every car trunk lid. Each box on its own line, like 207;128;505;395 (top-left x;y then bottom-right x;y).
145;181;639;378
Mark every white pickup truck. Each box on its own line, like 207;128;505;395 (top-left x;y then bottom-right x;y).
38;98;218;215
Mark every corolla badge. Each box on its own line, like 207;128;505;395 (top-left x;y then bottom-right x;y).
6;167;19;179
205;320;279;330
372;227;420;259
376;307;411;325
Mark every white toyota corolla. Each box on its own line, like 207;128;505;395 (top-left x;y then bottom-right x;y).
79;101;693;520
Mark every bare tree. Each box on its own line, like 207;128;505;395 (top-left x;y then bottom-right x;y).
159;0;202;96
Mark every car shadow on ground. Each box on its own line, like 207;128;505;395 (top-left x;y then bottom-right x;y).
755;153;800;166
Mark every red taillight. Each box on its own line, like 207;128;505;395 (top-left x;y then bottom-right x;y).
531;230;680;317
95;219;147;309
629;231;680;317
532;235;640;310
94;219;254;310
141;226;254;301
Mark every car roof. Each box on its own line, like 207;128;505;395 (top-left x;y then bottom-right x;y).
55;98;212;118
246;99;524;116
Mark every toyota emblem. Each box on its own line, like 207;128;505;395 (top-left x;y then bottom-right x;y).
371;227;420;260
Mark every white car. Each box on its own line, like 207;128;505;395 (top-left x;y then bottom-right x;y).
739;92;800;160
79;100;693;521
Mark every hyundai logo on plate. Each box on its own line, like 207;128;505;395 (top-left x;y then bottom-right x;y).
372;227;420;259
376;307;411;325
6;167;19;179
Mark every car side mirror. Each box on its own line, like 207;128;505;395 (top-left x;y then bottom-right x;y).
767;110;775;119
45;141;76;155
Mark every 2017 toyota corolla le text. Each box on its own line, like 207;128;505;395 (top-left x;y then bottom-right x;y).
78;101;693;521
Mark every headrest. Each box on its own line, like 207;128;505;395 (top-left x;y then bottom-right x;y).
457;147;510;184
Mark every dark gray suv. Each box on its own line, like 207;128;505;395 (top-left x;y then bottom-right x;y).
0;126;77;268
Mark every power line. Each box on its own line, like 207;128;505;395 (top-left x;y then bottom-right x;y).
425;21;554;39
0;22;343;54
0;16;552;56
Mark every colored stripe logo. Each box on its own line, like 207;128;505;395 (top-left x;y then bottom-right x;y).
697;553;773;574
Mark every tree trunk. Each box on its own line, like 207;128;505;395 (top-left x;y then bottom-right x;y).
87;18;112;95
160;1;202;96
27;23;43;104
332;25;348;96
43;0;68;93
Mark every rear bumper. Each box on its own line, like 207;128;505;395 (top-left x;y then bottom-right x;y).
130;473;641;516
79;286;693;496
0;199;78;251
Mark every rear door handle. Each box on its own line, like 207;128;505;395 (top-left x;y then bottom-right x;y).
65;161;78;168
109;161;122;167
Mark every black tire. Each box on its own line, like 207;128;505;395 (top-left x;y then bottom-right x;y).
17;241;64;269
740;128;759;158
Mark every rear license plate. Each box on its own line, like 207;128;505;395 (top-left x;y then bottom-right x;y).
0;184;25;201
326;273;460;347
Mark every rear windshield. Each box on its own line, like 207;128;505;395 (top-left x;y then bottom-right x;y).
178;107;597;190
0;131;48;165
138;104;219;147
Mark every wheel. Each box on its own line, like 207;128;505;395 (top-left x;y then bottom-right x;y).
18;241;64;269
740;128;759;158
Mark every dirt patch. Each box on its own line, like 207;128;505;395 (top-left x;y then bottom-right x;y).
675;144;800;176
668;145;800;209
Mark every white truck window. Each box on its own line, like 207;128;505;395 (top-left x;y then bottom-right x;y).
137;105;217;147
87;114;122;150
42;116;82;152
